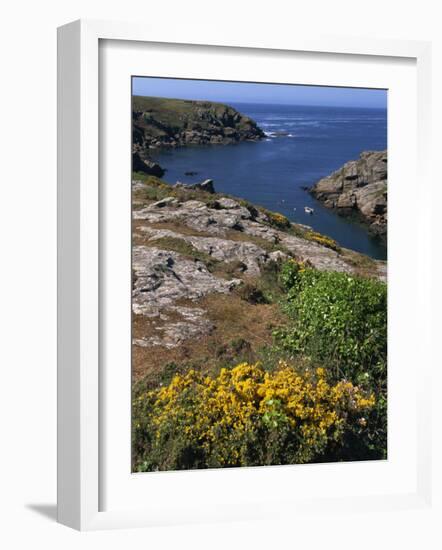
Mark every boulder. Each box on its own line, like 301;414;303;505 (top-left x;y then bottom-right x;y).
150;197;179;208
310;150;387;237
133;306;214;349
174;179;215;194
140;226;271;276
196;179;215;193
132;151;165;177
215;197;241;209
132;246;241;317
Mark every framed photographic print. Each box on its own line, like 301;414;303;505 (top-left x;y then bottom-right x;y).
57;19;433;530
129;78;388;474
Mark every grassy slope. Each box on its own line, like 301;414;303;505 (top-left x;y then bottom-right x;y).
132;95;259;140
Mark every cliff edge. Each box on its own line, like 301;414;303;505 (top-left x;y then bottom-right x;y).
309;150;387;239
132;96;264;175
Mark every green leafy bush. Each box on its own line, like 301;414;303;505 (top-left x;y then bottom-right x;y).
276;261;387;380
275;261;387;459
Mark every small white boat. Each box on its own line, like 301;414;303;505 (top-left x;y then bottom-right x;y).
304;206;314;214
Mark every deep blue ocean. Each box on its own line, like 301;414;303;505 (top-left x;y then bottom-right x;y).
153;103;387;259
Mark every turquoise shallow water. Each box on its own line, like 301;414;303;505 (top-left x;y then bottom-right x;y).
152;103;387;260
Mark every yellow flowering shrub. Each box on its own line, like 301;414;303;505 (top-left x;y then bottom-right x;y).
132;362;374;471
305;230;340;251
265;210;291;229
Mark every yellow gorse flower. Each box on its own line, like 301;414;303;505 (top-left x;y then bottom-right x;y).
266;210;290;228
138;362;375;468
305;230;339;251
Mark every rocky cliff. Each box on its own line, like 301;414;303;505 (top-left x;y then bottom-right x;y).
132;176;386;380
132;96;264;175
309;151;387;238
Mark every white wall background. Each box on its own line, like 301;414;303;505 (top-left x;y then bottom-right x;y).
0;0;440;547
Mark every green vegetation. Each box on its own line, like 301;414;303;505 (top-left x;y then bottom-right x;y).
276;261;387;378
132;173;387;468
132;177;377;274
234;259;286;305
133;174;339;250
133;173;168;186
340;248;381;279
263;210;291;230
133;173;224;205
133;96;242;131
132;95;262;149
133;258;387;470
133;362;375;471
303;230;341;251
274;261;387;460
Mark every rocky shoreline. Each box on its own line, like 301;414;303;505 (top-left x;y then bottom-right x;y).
309;150;388;239
132;96;264;176
132;176;387;377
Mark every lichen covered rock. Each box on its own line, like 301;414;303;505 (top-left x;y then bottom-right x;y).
310;150;387;238
132;181;386;349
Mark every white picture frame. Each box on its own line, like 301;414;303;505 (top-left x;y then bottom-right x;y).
57;19;433;531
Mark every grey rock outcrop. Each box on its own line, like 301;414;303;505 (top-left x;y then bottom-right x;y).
139;226;272;276
132;151;165;177
134;197;252;235
133;306;214;349
132;182;386;350
132;246;240;317
134;196;370;274
132;181;387;349
310;151;387;238
133;96;264;150
132;246;241;348
174;179;215;194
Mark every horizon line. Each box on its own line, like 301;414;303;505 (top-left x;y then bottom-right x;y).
132;93;387;110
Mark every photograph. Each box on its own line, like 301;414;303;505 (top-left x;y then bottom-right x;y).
131;77;388;472
1;0;436;541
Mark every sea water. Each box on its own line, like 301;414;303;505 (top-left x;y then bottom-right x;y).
153;103;387;260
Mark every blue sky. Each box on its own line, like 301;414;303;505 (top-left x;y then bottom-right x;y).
132;77;387;109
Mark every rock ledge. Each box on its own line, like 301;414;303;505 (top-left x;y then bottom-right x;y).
310;150;387;238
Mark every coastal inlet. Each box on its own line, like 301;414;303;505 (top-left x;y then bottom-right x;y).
136;100;387;259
